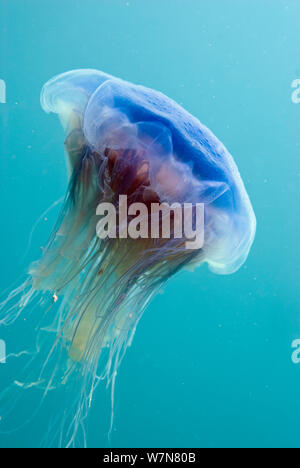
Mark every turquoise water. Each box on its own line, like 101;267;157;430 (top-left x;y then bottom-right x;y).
1;0;300;448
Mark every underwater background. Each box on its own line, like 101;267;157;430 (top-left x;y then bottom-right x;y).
0;0;300;448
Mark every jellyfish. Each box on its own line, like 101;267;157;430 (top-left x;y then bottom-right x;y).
0;69;256;447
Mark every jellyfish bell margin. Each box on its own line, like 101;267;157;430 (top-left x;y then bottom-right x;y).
0;69;256;447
